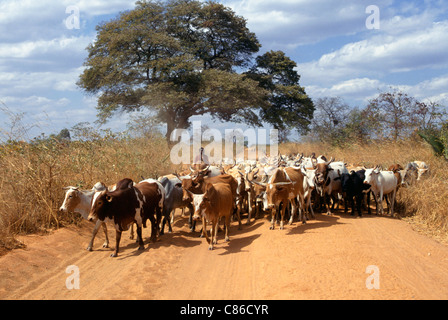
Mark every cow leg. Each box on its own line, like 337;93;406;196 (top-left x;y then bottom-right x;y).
288;199;296;225
235;200;243;230
148;214;157;243
225;214;231;242
324;194;332;215
280;205;286;230
188;203;196;232
389;189;397;217
246;192;253;225
213;219;219;245
356;194;363;217
129;223;134;240
209;219;216;250
136;225;145;251
308;196;315;219
378;191;384;216
270;208;276;230
201;216;210;245
111;230;122;258
87;220;101;251
101;222;109;248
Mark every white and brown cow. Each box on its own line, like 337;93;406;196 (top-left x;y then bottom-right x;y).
88;178;163;257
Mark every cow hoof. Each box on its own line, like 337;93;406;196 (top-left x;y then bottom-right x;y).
208;246;213;250
86;246;93;251
225;237;230;242
102;243;109;248
110;253;118;258
138;246;145;251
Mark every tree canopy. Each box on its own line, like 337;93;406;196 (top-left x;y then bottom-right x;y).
78;0;314;142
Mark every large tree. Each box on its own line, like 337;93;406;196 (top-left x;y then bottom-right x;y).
78;0;267;143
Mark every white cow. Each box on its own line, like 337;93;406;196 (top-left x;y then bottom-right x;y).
301;166;316;219
364;166;398;217
59;182;110;251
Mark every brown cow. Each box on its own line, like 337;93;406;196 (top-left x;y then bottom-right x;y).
248;167;306;230
181;173;241;229
244;167;267;221
189;182;234;250
88;179;163;257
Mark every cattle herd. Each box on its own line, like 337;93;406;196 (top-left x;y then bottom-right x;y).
59;152;430;257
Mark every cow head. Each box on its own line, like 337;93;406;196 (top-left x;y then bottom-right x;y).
59;187;81;213
263;182;291;210
363;165;381;185
88;190;113;222
191;183;215;221
314;157;334;186
301;167;316;190
190;164;210;179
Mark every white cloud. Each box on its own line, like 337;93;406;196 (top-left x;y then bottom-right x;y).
0;36;92;59
306;74;448;107
299;20;448;85
223;0;396;49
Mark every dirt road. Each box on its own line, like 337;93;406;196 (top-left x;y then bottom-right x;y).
1;212;448;300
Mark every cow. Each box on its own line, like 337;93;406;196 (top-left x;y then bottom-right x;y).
249;167;306;230
225;165;249;224
59;180;136;251
413;161;430;181
314;158;348;215
181;173;241;230
301;166;316;219
244;167;267;221
88;178;163;257
341;169;371;217
189;182;234;250
158;176;194;234
59;183;109;251
364;166;398;217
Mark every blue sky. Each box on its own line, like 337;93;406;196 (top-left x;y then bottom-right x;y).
0;0;447;140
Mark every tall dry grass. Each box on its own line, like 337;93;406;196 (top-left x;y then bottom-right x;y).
0;132;171;252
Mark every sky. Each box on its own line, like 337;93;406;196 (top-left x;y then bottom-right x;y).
0;0;447;140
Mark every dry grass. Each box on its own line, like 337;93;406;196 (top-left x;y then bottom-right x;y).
1;136;447;252
0;134;172;252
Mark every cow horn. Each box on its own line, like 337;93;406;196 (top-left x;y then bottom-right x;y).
246;172;266;187
325;157;334;166
190;166;195;172
202;165;210;172
273;181;292;186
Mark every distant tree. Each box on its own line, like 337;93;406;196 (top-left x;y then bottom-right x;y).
366;89;424;141
308;96;349;145
56;128;71;141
